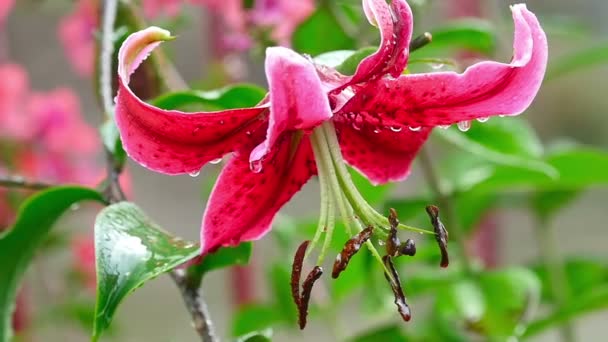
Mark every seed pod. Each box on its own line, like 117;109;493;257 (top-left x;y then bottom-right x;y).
425;205;449;268
382;255;411;322
332;226;374;278
298;266;323;329
291;241;309;307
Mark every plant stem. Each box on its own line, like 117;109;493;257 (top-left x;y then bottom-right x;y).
96;2;217;340
536;219;576;342
170;269;217;342
0;175;54;190
418;147;473;274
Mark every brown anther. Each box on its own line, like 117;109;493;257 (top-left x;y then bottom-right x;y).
291;240;309;307
409;32;433;52
398;239;416;257
425;205;449;268
298;266;323;329
386;208;401;256
382;255;411;322
332;226;374;279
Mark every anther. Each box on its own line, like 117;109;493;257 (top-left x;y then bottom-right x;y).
382;255;411;322
332;226;374;278
425;205;449;268
387;208;417;258
398;239;416;257
299;266;323;329
291;240;309;307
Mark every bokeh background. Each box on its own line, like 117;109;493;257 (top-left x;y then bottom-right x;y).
3;0;608;341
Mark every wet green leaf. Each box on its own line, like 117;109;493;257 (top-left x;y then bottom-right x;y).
336;47;376;75
151;84;267;111
92;202;199;341
232;305;280;337
293;6;356;56
314;50;356;68
418;19;497;56
0;186;104;341
531;190;580;222
532;258;608;302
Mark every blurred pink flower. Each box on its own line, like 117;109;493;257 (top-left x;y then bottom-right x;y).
250;0;314;46
143;0;183;19
58;0;98;77
0;64;33;140
0;0;13;26
71;235;96;291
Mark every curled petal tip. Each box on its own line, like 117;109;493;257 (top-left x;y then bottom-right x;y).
117;26;173;81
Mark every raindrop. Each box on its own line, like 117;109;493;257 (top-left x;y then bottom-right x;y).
70;203;81;211
210;158;222;164
438;125;450;130
477;117;490;123
373;128;381;134
245;131;252;136
390;126;403;132
430;63;445;70
499;114;506;118
250;160;263;173
457;121;471;132
219;120;225;125
189;170;200;177
378;240;386;246
352;122;361;131
191;127;201;135
408;126;421;132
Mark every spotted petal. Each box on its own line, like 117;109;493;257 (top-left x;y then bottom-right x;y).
250;47;333;163
115;27;267;175
336;121;431;185
340;4;547;128
339;0;413;90
201;134;316;255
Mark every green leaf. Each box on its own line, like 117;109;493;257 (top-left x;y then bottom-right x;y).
268;264;298;325
350;324;410;342
0;186;104;341
532;258;608;302
524;285;608;338
293;6;356;56
187;242;252;288
421;19;497;56
314;50;356;68
151;84;267;111
466;147;608;193
232;305;280;337
236;328;273;342
335;47;376;75
531;190;580;222
436;118;556;177
547;42;608;80
93;202;199;341
350;167;393;205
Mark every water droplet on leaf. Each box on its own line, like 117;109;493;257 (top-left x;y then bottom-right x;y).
457;121;471;132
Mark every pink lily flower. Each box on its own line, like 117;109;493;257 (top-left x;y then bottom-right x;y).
114;0;547;259
0;0;13;26
58;0;98;77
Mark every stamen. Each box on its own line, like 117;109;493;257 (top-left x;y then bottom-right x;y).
298;266;323;329
399;239;416;257
387;208;417;257
425;205;449;268
382;255;411;322
291;240;309;307
332;226;374;278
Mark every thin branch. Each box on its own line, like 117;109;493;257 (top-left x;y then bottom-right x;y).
170;269;217;342
418;147;474;273
100;0;119;118
0;175;55;191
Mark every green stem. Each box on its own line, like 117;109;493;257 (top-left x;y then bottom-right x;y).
535;218;576;342
99;0;118;118
0;175;54;191
418;147;474;274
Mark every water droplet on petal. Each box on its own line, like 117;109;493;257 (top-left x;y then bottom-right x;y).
352;122;361;131
499;114;506;118
390;126;403;132
245;131;252;136
477;117;490;123
438;125;450;130
408;126;421;132
192;127;201;135
373;127;381;134
250;160;263;173
210;158;222;164
457;121;471;132
189;170;200;177
219;120;225;125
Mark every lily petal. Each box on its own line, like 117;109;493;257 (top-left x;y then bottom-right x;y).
341;4;547;128
116;27;267;175
250;47;332;163
340;0;413;89
201;134;316;254
336;121;431;185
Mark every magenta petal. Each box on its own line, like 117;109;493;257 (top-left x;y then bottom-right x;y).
340;0;413;89
250;47;332;163
115;27;267;175
201;135;316;255
336;121;431;185
341;4;548;128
